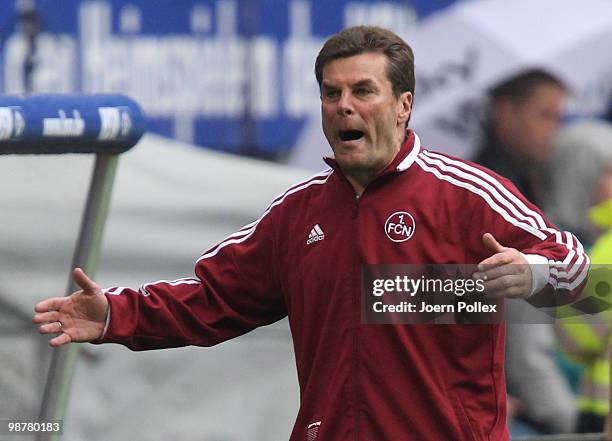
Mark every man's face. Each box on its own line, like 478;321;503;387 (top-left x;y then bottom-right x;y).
497;84;565;164
320;52;412;180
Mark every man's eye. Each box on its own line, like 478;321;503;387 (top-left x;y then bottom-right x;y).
323;90;340;99
355;88;371;96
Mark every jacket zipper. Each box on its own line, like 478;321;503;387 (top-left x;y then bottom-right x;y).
352;194;361;441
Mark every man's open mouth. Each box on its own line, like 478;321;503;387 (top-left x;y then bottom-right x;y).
339;130;365;141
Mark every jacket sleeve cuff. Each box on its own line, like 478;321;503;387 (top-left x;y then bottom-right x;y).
101;307;111;338
91;291;112;343
521;253;550;297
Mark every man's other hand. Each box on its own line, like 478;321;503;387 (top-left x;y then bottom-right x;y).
32;268;109;347
473;233;533;299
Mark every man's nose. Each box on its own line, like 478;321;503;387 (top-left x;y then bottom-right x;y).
336;92;354;116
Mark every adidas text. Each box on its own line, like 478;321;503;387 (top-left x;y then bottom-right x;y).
307;224;325;245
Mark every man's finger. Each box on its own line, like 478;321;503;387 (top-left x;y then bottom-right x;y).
478;252;514;269
482;233;507;254
49;333;72;347
73;267;99;294
35;297;67;313
483;275;530;299
32;311;60;324
38;322;63;335
473;264;515;282
482;274;517;294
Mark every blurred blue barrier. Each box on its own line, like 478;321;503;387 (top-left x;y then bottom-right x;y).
0;94;145;154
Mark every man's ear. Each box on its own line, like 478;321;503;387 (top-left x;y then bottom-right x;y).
397;91;413;125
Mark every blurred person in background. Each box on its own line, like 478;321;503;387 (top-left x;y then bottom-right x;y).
32;27;589;441
474;68;566;205
546;120;612;435
474;68;577;435
17;3;40;93
0;0;41;93
545;120;612;248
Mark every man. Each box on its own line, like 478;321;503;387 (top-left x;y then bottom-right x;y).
474;69;566;205
549;121;612;434
34;27;588;440
474;69;576;434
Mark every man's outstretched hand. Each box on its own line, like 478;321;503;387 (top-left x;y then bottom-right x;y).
33;268;109;347
473;233;533;299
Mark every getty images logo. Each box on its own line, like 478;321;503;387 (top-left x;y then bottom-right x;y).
385;211;416;242
306;224;325;245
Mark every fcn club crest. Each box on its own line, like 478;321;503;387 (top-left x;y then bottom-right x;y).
385;211;416;242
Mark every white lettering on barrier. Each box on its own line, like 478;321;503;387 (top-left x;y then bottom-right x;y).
43;110;85;137
13;110;25;138
98;107;133;140
120;110;132;136
0;108;14;140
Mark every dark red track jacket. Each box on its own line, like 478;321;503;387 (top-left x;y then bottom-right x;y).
101;131;588;440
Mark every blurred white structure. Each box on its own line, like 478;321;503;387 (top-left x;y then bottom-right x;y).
0;135;312;440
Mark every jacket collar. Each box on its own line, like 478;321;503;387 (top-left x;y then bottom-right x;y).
323;129;422;175
396;130;421;172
